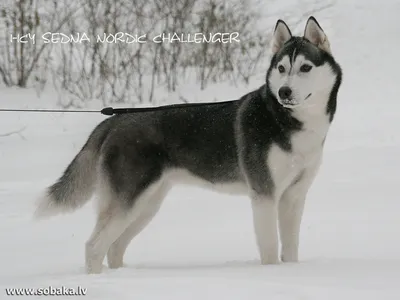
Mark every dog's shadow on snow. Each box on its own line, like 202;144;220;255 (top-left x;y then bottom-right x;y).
131;259;261;270
121;259;309;272
29;258;399;279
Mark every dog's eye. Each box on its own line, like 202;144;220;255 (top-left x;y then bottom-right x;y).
278;65;285;73
300;64;312;72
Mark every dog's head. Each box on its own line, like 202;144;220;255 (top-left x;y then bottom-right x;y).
267;16;342;112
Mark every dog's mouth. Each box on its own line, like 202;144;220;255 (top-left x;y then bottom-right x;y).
279;93;312;108
281;101;299;108
280;97;299;108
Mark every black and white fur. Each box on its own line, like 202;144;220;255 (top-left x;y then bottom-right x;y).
35;17;342;274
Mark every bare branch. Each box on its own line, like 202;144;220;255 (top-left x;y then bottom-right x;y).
0;126;26;139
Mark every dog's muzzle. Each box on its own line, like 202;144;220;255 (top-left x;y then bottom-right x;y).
278;86;298;107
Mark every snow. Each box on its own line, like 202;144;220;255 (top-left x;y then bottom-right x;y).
1;0;400;299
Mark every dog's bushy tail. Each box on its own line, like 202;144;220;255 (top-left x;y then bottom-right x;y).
34;119;111;219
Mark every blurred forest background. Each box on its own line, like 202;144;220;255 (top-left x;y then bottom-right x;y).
0;0;333;107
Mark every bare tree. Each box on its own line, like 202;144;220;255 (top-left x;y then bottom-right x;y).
0;0;82;89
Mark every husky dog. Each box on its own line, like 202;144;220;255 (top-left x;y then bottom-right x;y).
35;16;342;274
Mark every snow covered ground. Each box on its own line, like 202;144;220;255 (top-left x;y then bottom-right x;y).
1;0;400;299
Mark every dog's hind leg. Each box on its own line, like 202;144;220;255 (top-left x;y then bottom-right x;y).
85;170;140;274
107;181;169;269
85;199;132;274
92;134;167;273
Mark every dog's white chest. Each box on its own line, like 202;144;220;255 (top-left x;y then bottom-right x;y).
266;118;329;197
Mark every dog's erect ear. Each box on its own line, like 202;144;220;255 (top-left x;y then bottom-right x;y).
304;16;331;54
271;20;292;54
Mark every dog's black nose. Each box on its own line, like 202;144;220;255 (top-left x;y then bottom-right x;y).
278;86;292;100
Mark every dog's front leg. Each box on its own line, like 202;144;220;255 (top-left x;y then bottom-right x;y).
251;193;280;265
238;133;280;264
278;189;306;263
278;165;320;263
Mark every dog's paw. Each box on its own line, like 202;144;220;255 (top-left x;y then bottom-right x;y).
280;252;299;263
85;263;106;274
260;256;280;265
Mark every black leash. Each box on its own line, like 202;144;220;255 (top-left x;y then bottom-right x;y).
0;108;101;114
0;100;237;116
